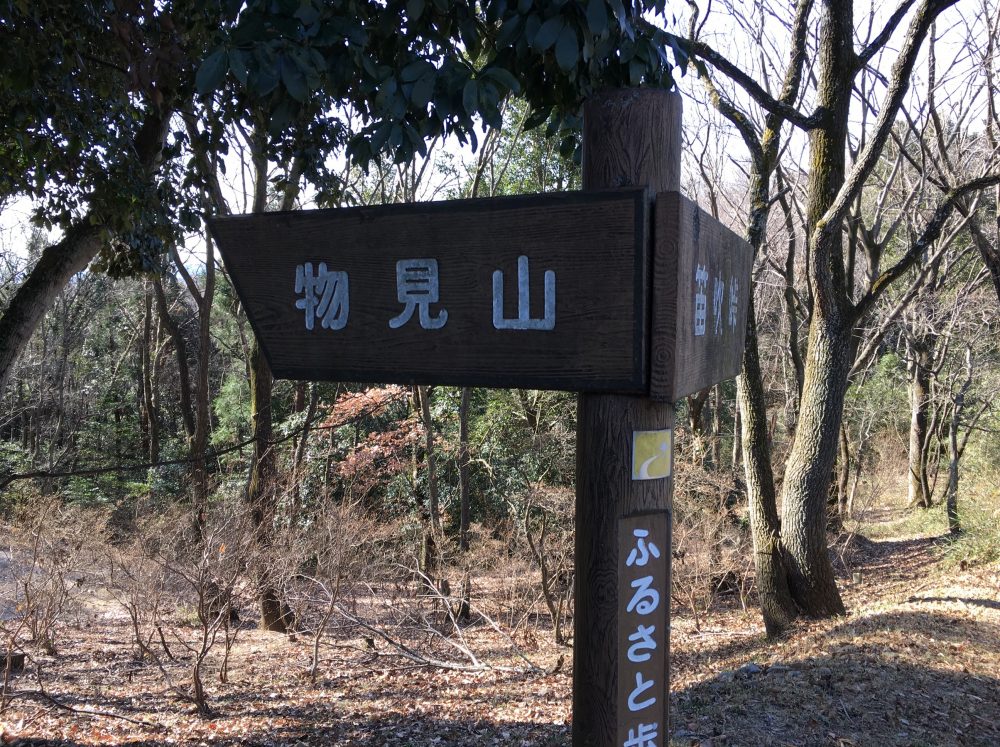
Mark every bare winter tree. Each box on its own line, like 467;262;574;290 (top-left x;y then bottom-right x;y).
676;0;1000;633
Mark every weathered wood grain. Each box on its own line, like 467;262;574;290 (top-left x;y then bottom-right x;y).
209;190;649;392
651;193;753;401
574;87;681;747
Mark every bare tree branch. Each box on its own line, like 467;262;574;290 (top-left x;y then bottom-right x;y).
816;0;961;244
857;0;921;66
661;26;820;131
853;174;1000;320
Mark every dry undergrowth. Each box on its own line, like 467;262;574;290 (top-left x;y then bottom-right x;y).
1;512;998;747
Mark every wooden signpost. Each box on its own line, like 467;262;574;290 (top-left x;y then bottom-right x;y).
652;192;752;402
210;89;750;747
209;186;747;400
210;190;651;392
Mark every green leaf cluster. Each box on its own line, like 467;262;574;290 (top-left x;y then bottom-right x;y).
199;0;680;168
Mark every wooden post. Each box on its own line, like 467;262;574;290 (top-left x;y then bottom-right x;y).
574;89;682;746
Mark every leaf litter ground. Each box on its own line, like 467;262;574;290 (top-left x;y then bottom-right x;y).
2;514;998;746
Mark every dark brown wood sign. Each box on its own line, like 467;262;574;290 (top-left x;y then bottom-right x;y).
210;189;752;399
651;192;753;401
210;190;650;392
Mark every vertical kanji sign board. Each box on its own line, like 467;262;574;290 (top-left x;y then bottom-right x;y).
651;191;754;402
210;90;751;747
618;511;671;747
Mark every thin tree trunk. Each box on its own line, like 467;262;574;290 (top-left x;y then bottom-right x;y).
140;282;158;464
191;238;216;525
458;387;471;552
738;299;798;635
290;382;319;523
731;400;741;475
945;403;961;534
151;275;196;442
418;385;441;534
907;343;933;509
150;314;165;467
947;347;978;534
836;424;851;521
709;383;723;469
687;388;710;466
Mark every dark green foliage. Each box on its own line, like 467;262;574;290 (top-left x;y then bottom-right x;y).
1;1;680;279
0;1;223;272
199;0;680;169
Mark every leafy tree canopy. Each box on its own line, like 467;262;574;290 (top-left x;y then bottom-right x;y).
0;1;226;272
198;0;685;170
1;0;682;274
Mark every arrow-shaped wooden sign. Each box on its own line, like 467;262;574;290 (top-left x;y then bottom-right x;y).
209;189;751;401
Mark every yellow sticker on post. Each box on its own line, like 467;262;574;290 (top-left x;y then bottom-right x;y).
632;429;673;480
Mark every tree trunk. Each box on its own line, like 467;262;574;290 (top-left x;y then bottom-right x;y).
711;383;723;469
946;348;977;535
779;312;848;616
738;299;799;635
731;399;741;475
0;224;103;398
736;151;801;634
243;130;302;632
290;381;319;519
418;385;441;534
687;388;710;466
836;425;851;520
150;315;165;468
140;282;159;464
0;104;172;400
773;0;854;619
247;342;286;633
458;386;471;552
945;400;961;535
191;238;216;525
151;275;196;442
152;272;209;531
907;342;933;508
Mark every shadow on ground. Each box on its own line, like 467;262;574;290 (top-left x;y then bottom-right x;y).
671;608;1000;747
910;596;1000;611
2;715;570;746
833;534;943;584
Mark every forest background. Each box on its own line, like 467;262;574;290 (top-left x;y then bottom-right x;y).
1;0;999;744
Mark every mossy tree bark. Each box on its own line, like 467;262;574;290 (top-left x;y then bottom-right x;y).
692;0;813;634
686;0;978;628
248;341;289;632
774;0;855;617
738;299;798;635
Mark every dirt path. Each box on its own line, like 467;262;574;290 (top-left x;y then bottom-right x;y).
670;532;1000;746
